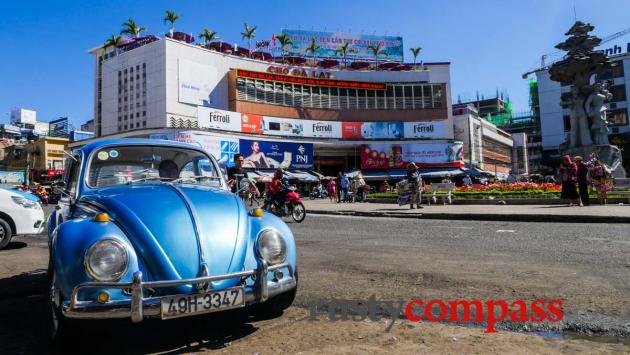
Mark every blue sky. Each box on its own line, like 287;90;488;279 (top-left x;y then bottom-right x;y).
2;0;630;128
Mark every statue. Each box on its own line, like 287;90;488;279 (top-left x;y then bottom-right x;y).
548;21;624;175
585;82;612;145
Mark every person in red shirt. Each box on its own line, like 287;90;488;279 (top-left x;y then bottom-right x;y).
269;169;289;214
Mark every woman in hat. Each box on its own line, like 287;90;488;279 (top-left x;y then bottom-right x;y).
560;155;580;206
406;162;424;209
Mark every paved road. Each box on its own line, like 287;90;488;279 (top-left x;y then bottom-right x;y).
1;214;629;353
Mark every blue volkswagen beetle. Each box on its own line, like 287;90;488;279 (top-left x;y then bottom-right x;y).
47;139;297;342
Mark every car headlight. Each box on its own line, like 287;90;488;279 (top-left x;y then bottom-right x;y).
257;229;287;265
84;239;129;281
11;196;39;209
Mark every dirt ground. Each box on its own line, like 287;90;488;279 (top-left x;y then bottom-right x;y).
2;212;630;353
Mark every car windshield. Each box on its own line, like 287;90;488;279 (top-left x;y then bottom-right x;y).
87;145;223;188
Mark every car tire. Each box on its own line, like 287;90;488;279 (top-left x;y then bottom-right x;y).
0;218;13;250
47;265;76;345
256;270;298;316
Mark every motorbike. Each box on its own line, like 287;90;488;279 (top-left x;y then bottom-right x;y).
263;186;306;223
309;187;328;200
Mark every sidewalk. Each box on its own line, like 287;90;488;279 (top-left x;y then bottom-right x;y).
303;199;630;223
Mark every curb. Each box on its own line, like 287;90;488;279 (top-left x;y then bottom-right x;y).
308;209;630;224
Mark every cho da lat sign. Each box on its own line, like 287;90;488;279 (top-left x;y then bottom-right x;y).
267;65;332;79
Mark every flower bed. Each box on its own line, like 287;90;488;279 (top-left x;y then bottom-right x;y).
369;183;563;199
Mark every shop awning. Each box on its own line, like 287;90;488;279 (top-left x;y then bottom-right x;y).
286;170;320;183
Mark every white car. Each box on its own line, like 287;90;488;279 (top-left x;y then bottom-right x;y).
0;187;45;249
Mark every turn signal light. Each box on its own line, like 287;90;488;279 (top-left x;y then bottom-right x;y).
97;291;110;303
94;213;110;223
251;208;264;218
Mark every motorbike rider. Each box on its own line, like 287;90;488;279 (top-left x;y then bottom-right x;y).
227;154;247;193
269;168;290;215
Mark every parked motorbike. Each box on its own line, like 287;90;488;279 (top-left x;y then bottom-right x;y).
263;186;306;223
309;187;328;200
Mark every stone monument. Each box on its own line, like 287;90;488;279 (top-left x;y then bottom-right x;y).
548;21;625;176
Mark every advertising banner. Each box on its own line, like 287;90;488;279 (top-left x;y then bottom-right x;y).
241;113;264;135
149;132;239;167
49;117;69;137
178;59;218;106
403;121;449;139
262;116;304;137
197;107;241;132
240;139;313;169
341;122;404;139
361;143;464;169
303;121;342;138
282;29;404;63
0;171;25;184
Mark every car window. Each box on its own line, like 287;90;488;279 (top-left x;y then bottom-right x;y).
65;156;81;196
87;146;221;188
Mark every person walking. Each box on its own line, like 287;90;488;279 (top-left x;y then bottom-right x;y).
336;172;342;203
591;160;611;205
326;178;337;203
340;172;350;202
355;173;367;202
560;155;580;206
462;174;472;186
574;156;590;206
406;162;424;209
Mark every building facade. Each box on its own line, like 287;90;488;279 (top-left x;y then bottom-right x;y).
453;104;514;176
87;34;463;179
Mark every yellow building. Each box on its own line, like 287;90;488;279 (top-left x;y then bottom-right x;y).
28;136;68;171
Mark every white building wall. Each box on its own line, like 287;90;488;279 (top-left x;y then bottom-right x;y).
536;70;564;150
96;37;453;138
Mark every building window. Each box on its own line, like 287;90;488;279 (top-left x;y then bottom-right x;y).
136;122;140;128
142;121;146;127
608;85;626;102
563;115;571;131
124;124;128;129
142;111;146;116
118;125;122;131
608;109;628;126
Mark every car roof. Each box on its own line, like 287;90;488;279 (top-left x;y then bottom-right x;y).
75;138;207;157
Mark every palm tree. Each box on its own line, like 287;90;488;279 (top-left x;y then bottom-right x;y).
409;47;422;70
103;35;121;56
198;28;219;45
121;19;146;39
367;43;388;70
275;33;293;63
163;10;179;36
305;37;321;66
241;22;257;57
335;42;356;69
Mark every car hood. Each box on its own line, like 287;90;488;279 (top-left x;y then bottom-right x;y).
80;183;248;286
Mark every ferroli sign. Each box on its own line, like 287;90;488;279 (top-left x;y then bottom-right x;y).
304;121;342;138
403;121;449;139
197;107;241;131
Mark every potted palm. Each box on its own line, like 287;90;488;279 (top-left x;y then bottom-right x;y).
409;47;422;71
305;37;321;67
241;22;257;58
367;43;388;70
163;10;179;37
120;19;146;39
275;33;293;64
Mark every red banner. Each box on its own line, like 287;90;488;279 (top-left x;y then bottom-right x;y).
341;122;363;139
236;69;386;90
241;113;263;134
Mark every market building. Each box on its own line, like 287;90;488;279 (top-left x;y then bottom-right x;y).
85;29;465;181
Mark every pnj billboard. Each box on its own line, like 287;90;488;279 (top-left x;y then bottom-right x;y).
281;30;404;63
240;139;313;169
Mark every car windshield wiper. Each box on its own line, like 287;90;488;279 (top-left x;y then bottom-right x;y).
127;177;172;184
171;176;223;184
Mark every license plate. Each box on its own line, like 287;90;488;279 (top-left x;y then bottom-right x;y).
160;287;245;320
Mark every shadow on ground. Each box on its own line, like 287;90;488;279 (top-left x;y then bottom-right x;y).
0;271;281;354
0;241;28;251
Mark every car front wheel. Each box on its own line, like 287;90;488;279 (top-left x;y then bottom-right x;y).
48;265;75;345
0;218;13;250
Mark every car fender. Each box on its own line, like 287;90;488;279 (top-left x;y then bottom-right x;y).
243;212;297;284
51;218;140;302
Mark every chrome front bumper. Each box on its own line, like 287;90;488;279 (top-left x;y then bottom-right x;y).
61;261;296;322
